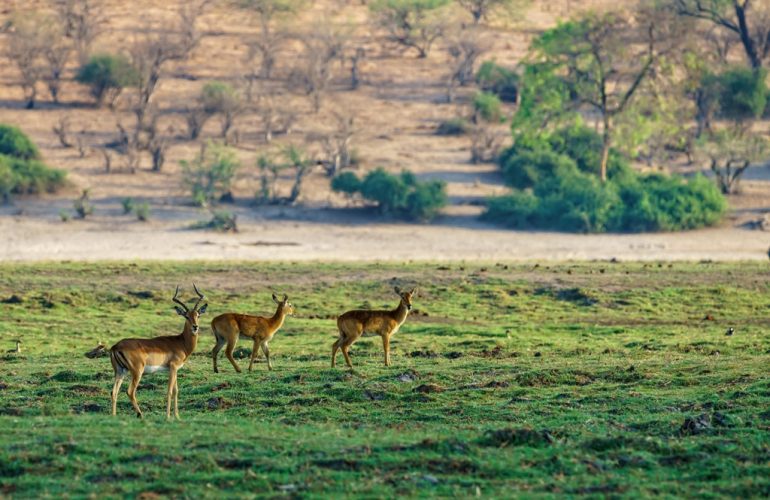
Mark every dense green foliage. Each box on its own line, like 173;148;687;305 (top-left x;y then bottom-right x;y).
0;124;40;160
435;117;471;136
0;126;65;201
475;60;519;102
472;92;504;123
0;262;768;497
201;81;241;115
486;126;727;232
180;145;240;207
332;168;447;221
76;54;140;106
703;66;768;122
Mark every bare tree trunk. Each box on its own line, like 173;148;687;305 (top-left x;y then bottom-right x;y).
600;117;611;182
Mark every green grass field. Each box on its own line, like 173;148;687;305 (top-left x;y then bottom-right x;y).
0;261;768;498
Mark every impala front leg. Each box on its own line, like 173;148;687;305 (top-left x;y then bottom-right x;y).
166;367;178;420
127;369;144;419
261;342;272;370
382;334;391;367
173;378;180;420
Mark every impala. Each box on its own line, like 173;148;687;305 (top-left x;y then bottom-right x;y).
333;287;416;369
210;293;294;373
109;284;207;419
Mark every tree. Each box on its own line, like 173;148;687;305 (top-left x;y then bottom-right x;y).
56;0;108;65
5;13;51;109
697;127;768;194
180;144;240;206
370;0;450;58
445;26;489;102
283;145;315;204
76;54;140;107
201;82;244;141
672;0;770;69
239;0;302;80
529;12;668;182
289;28;347;112
456;0;529;24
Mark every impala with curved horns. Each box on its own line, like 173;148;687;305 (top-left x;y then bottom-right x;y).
109;284;207;419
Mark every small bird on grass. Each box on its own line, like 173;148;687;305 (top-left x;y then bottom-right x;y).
6;340;21;354
725;327;735;336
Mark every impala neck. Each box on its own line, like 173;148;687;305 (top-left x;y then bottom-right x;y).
393;300;410;324
181;320;198;356
270;303;288;329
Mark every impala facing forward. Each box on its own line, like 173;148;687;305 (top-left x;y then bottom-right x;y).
210;293;294;372
333;287;416;369
109;284;207;419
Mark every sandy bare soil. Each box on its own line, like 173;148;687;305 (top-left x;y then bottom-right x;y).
2;199;769;262
0;0;768;262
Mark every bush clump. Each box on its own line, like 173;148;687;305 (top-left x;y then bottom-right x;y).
436;118;470;136
476;61;519;103
473;92;504;123
180;144;240;207
484;125;727;233
331;168;447;221
76;54;140;107
0;125;65;202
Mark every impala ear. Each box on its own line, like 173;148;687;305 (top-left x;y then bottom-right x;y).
394;286;401;294
410;288;417;296
174;306;186;316
198;303;208;314
272;293;279;304
283;293;288;302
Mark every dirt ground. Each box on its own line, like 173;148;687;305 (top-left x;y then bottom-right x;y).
0;0;768;262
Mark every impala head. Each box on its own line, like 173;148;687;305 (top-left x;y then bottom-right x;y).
173;283;208;335
394;286;417;311
272;293;295;316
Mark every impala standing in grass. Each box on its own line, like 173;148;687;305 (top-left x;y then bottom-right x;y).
109;284;207;419
210;293;295;373
333;287;416;369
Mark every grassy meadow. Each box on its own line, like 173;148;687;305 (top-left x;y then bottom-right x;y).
0;261;768;497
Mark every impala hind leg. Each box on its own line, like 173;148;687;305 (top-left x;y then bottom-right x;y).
331;334;343;367
261;342;272;371
248;340;260;372
111;374;125;416
225;339;242;373
127;371;144;418
211;332;226;373
341;336;357;369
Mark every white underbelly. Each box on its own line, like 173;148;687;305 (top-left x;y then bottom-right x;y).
143;364;180;374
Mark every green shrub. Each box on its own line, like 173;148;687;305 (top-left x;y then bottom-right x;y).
330;171;361;195
473;92;504;123
547;125;632;180
476;61;519;102
134;202;150;222
405;179;447;221
483;171;727;233
331;168;447;221
59;209;71;222
180;144;240;207
76;54;140;106
192;210;238;232
201;81;240;115
436;118;470;136
482;191;539;227
121;197;134;215
0;125;40;160
500;149;578;190
704;67;768;122
73;190;93;219
0;154;66;198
